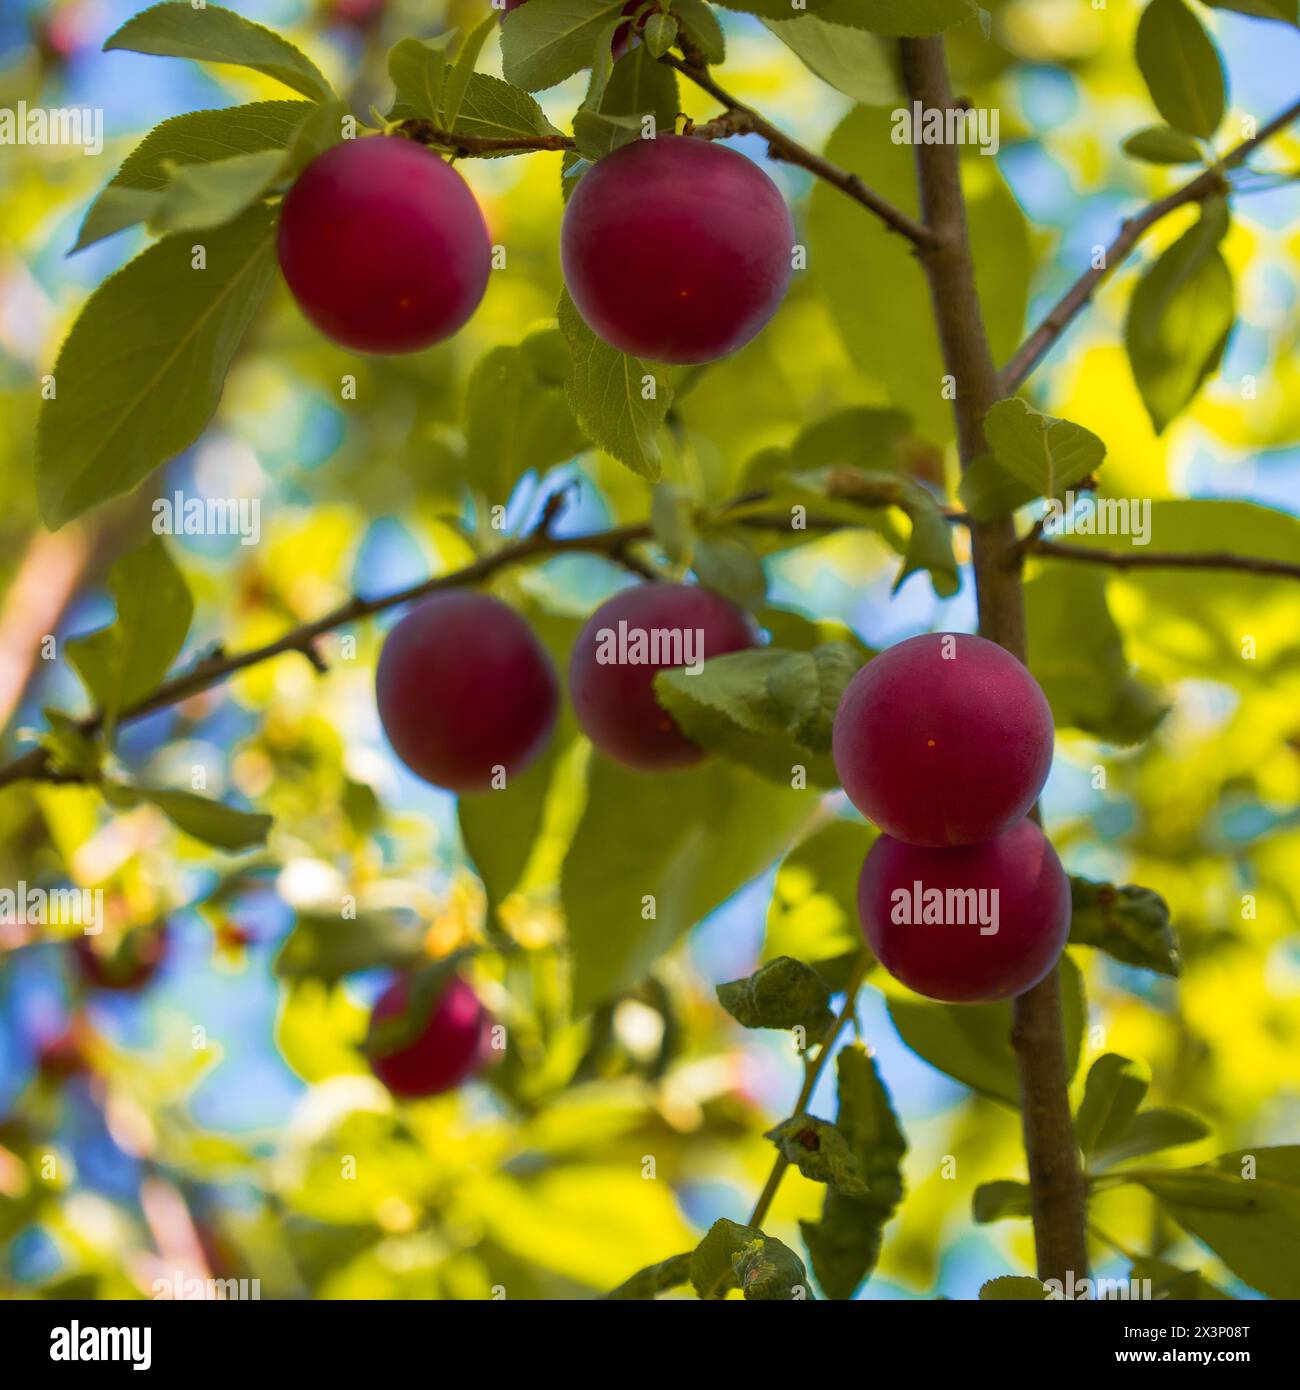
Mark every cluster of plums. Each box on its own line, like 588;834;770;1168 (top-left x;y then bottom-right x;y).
276;129;794;364
831;634;1070;1005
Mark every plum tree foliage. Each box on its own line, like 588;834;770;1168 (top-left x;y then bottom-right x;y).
3;0;1300;1306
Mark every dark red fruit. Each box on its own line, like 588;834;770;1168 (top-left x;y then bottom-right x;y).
832;632;1054;847
73;925;167;992
561;135;795;364
568;582;755;772
277;137;491;354
368;975;489;1098
325;0;387;30
375;592;558;792
858;818;1071;1005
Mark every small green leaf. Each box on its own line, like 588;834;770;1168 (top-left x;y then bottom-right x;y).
1068;877;1180;976
716;956;834;1035
984;397;1106;500
501;0;629;92
979;1275;1050;1300
643;12;678;56
106;783;272;851
957;453;1038;522
104;1;333;103
692;537;767;613
443;15;498;131
39;711;103;781
558;289;671;480
273;911;427;983
651;483;695;567
386;36;450;121
603;1252;693;1299
672;0;726;60
1075;1053;1151;1157
1129;1256;1233;1301
1200;0;1297;21
763;16;900;105
38;204;279;528
67;538;193;724
1135;0;1226;138
1122;124;1206;164
973;1180;1033;1223
690;1218;810;1300
1092;1107;1211;1170
766;1115;869;1196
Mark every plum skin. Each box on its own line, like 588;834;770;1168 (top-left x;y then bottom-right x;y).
858;818;1071;1005
375;592;558;792
832;632;1055;847
568;582;755;771
277;137;491;354
560;135;795;365
368;975;489;1098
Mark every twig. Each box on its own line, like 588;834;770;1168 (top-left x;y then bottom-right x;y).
999;94;1300;394
1025;538;1300;581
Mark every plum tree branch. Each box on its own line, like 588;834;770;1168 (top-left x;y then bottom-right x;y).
660;52;936;250
999;93;1300;394
899;35;1090;1288
1025;538;1300;581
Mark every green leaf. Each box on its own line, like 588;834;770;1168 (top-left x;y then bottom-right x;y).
147;148;285;234
1125;199;1234;433
1200;0;1297;21
1122;124;1206;164
501;0;629;92
643;12;678;56
712;0;837;18
386;36;450;121
603;1252;693;1299
67;538;192;724
74;101;314;252
672;0;726;60
650;483;695;567
273;911;427;983
810;105;1030;445
104;1;333;103
1129;1256;1233;1301
106;783;272;851
979;1275;1050;1300
692;537;767;613
764;820;875;989
816;0;981;38
558;289;671;480
1136;0;1226;138
957;453;1038;522
445;72;566;152
690;1219;811;1300
1137;1147;1300;1298
443;16;499;131
763;16;900;104
1092;1107;1211;1170
654;643;864;787
972;1180;1033;1222
39;712;102;780
1075;1053;1151;1157
38;204;279;529
600;44;680;142
767;1115;869;1196
562;757;815;1013
983;397;1106;500
1068;877;1180;977
799;1044;906;1298
717;957;834;1035
888;954;1085;1107
1025;568;1170;746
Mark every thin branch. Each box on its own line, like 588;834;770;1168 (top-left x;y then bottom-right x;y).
999;94;1300;395
398;119;574;155
660;53;936;250
1025;537;1300;581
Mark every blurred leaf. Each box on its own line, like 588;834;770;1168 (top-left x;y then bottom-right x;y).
1137;1147;1300;1298
800;1044;906;1298
105;1;333;102
1068;877;1180;976
1122;124;1206;164
38;205;278;528
275;981;370;1084
74;100;313;252
672;0;726;61
767;1115;869;1195
1092;1107;1212;1170
1075;1053;1151;1157
501;0;629;92
712;0;836;17
983;397;1105;499
692;537;767;612
562;757;815;1012
105;783;272;851
559;289;671;480
274;912;426;983
443;16;498;131
980;1275;1050;1300
1025;568;1170;745
717;956;834;1034
603;1251;692;1299
690;1218;811;1300
818;0;980;33
972;1180;1033;1222
763;16;901;105
1125;197;1233;433
1135;0;1225;138
1129;1256;1233;1301
67;538;192;723
888;954;1085;1107
651;483;695;566
386;37;450;120
1200;0;1297;20
39;711;103;781
147;148;285;234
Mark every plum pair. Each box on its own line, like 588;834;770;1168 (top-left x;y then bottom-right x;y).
277;133;794;364
832;633;1070;1005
